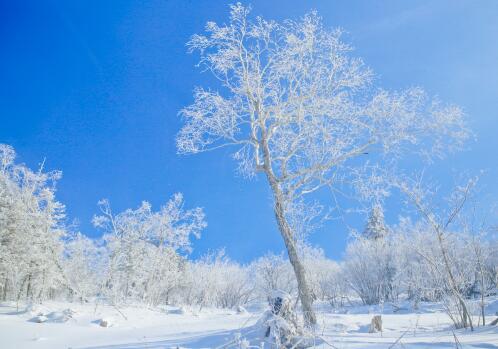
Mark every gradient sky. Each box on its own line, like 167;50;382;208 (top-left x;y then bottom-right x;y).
1;0;497;262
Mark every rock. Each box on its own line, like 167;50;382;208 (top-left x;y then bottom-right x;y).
369;315;382;333
99;318;113;327
236;305;247;314
489;317;498;326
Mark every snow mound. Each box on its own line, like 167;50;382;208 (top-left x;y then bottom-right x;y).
47;309;76;323
168;306;188;315
29;308;75;323
30;315;48;323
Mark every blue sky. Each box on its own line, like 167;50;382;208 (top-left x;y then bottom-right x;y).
1;1;497;262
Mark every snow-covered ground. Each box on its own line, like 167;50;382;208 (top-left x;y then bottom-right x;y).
1;300;497;349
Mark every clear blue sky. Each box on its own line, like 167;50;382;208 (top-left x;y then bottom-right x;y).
1;1;497;262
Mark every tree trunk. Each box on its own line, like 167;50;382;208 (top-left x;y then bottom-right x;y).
478;251;486;326
26;273;32;300
437;231;473;330
257;121;316;326
267;176;317;326
2;278;7;301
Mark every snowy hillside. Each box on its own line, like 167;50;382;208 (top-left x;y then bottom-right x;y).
1;299;497;349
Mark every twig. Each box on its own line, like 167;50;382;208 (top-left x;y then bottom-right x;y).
451;330;463;349
111;303;128;320
316;335;341;349
388;329;409;349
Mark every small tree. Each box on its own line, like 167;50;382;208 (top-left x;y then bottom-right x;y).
177;4;468;325
363;205;388;240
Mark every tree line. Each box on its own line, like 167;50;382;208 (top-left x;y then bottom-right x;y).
1;144;496;330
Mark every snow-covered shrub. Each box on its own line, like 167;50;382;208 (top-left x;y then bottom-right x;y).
250;252;297;301
256;291;315;349
343;234;401;305
395;218;487;303
178;250;252;309
394;215;497;328
213;259;253;309
302;246;346;307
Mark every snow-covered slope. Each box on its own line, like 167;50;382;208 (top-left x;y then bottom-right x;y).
1;300;497;349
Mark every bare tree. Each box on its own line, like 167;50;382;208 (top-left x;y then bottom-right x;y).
177;4;468;325
463;203;496;327
398;177;478;329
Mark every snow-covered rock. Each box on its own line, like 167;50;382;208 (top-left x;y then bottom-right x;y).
236;305;248;314
98;317;114;327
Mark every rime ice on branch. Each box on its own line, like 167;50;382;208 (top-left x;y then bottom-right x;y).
177;3;469;325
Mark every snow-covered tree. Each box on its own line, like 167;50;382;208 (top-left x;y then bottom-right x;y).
362;205;388;240
177;4;468;325
0;144;67;303
64;232;104;302
92;194;206;304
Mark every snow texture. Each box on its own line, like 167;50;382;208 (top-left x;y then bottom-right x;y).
1;299;498;349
